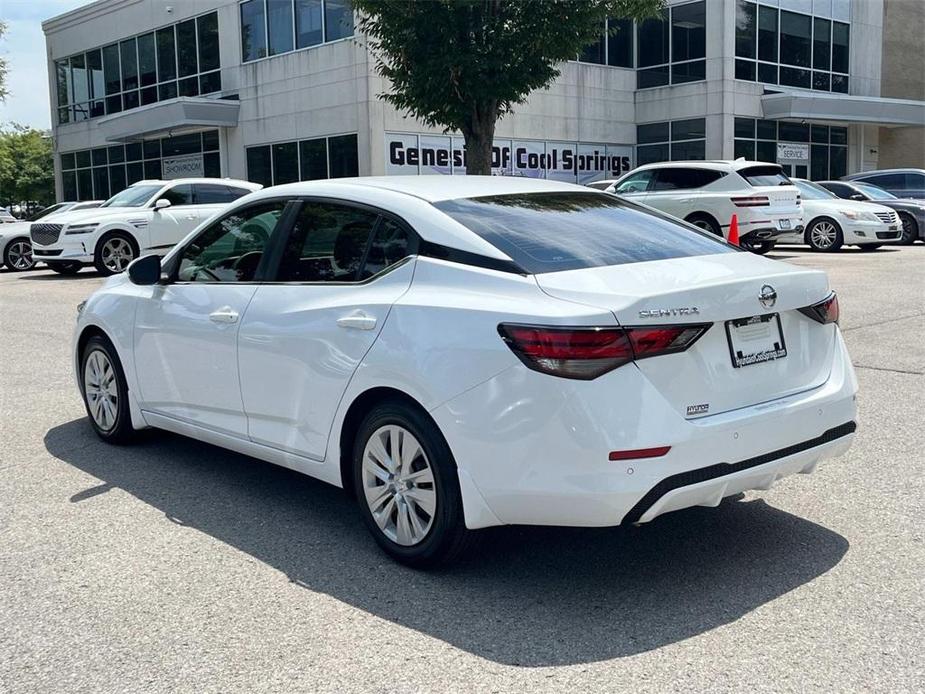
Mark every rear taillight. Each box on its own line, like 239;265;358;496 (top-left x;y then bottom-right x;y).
498;323;710;380
799;292;839;325
730;195;770;207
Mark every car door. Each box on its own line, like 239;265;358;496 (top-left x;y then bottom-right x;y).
133;199;291;435
146;183;203;251
238;200;417;461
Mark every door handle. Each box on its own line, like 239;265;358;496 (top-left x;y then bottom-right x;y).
337;312;377;330
209;306;239;324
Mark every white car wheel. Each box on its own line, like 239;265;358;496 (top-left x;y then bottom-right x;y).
3;239;35;271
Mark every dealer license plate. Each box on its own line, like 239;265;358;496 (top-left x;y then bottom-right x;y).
725;313;787;368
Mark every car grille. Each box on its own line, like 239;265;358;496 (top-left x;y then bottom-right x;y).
31;223;63;246
876;231;900;240
874;211;897;224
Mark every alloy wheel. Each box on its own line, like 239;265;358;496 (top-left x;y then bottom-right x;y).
6;240;34;270
101;237;134;273
362;424;437;546
810;221;837;250
84;349;118;431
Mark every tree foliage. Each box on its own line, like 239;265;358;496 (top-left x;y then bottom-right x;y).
0;125;55;208
353;0;662;174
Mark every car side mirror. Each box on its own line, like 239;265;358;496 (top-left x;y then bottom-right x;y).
154;198;172;210
850;194;865;201
127;254;162;285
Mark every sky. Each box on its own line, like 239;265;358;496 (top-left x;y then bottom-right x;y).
0;0;90;129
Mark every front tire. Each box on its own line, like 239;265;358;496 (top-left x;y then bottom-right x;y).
352;400;475;568
46;261;83;275
3;238;36;271
79;335;137;444
898;213;918;245
739;238;776;254
858;244;883;251
94;231;138;276
806;217;843;252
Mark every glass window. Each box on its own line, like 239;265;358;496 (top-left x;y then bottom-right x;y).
120;38;138;91
70;55;90;121
831;74;848;93
101;183;163;207
579;26;605;64
202;130;220;151
300;138;328;180
193;183;248;204
832;22;849;73
63;172;78;200
162;133;201;157
780;66;810;88
360;219;414;280
137;33;157;87
159;82;178;101
86;49;105;100
198;13;220;72
268;0;295;55
247;146;273;186
811;125;829;143
77;170;93;201
61;152;76;170
813;71;831;91
671;118;705;141
241;0;268;62
852;182;895;200
177;19;198;77
637;143;670;165
273;142;300;184
637;10;669;67
864;173;907;190
780;11;811;67
109;165;127;194
276;202;379;282
143;140;161;159
127;163;145;185
735;59;756;81
651;168;723;191
156;27;177;82
328;134;359;178
92;148;108;166
56;60;71;107
92;167;110;199
735;117;756;139
756;139;776;163
76;150;92;168
758;5;777;63
734;139;756;160
178;76;199;97
813;18;831;70
637;66;670;89
810;145;829;181
779;122;809;142
671;140;706;160
614;170;655;193
756;119;777;140
204;152;221;178
672;60;705;84
159;184;194;206
296;0;324;48
125;143;143;161
178;202;287;282
607;18;633;67
102;44;121;95
324;0;354;41
637;122;670;144
757;61;777;84
739;165;791;186
434;193;732;274
796;179;836;199
735;1;756;58
199;71;222;95
672;1;705;62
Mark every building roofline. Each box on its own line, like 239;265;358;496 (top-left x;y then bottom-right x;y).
42;0;141;35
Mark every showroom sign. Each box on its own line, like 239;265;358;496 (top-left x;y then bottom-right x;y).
777;142;810;162
162;154;204;179
385;132;633;183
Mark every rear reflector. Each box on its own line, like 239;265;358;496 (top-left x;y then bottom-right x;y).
609;446;671;461
731;195;770;207
799;292;839;324
498;323;710;380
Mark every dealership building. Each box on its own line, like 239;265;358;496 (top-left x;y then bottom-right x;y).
43;0;925;201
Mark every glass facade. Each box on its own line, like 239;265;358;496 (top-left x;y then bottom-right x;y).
246;134;359;185
60;130;222;201
55;12;221;125
636;118;706;164
735;1;849;93
240;0;354;63
732;118;848;180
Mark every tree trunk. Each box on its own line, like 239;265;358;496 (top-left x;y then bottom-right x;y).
461;101;498;175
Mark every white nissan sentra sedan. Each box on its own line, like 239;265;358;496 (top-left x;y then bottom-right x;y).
73;176;858;567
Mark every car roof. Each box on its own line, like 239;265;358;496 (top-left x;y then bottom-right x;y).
129;178;262;189
629;159;780;173
844;168;924;178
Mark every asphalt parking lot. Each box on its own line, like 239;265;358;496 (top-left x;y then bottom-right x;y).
1;246;923;693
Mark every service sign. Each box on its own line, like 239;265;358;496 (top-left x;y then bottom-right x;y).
776;142;810;162
385;132;633;184
162;154;204;180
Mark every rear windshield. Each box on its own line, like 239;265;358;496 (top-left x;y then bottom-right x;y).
739;166;792;187
433;192;733;274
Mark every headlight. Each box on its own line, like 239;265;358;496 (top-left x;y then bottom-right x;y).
838;209;860;220
862;212;881;222
65;223;99;235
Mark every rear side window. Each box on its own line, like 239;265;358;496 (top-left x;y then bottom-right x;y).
739;166;792;187
193;183;251;204
651;168;725;191
863;173;907;190
360;219;415;280
434;192;733;274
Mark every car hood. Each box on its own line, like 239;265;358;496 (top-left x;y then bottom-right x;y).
0;221;32;238
804;199;895;215
38;206;144;225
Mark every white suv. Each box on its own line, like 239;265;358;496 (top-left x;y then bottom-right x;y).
31;178;261;276
591;160;804;254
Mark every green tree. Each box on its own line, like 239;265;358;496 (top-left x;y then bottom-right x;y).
0;125;55;209
353;0;662;175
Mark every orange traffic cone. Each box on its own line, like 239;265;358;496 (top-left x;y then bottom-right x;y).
728;214;739;246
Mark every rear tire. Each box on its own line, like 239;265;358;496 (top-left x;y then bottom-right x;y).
46;261;83;275
685;213;722;237
3;238;35;271
898;213;918;245
858;244;882;251
94;231;138;276
79;335;138;445
805;217;843;252
352;400;476;568
739;238;776;254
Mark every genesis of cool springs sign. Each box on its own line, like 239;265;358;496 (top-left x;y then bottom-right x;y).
386;132;633;183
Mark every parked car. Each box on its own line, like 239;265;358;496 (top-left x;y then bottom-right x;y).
74;176;857;567
0;201;103;272
593;160;803;255
0;207;18;223
818;180;925;245
776;179;902;252
31;178;262;276
843;169;925;200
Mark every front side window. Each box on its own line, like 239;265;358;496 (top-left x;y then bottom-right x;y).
177;202;287;282
615;171;654;193
434;192;733;274
159;184;194;206
276;202;379;282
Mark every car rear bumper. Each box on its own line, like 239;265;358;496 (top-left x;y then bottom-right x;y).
432;329;858;530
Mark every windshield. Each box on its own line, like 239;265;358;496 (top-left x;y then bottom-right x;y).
853;182;897;200
28;203;67;221
101;184;163;208
434;192;734;274
795;180;837;200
